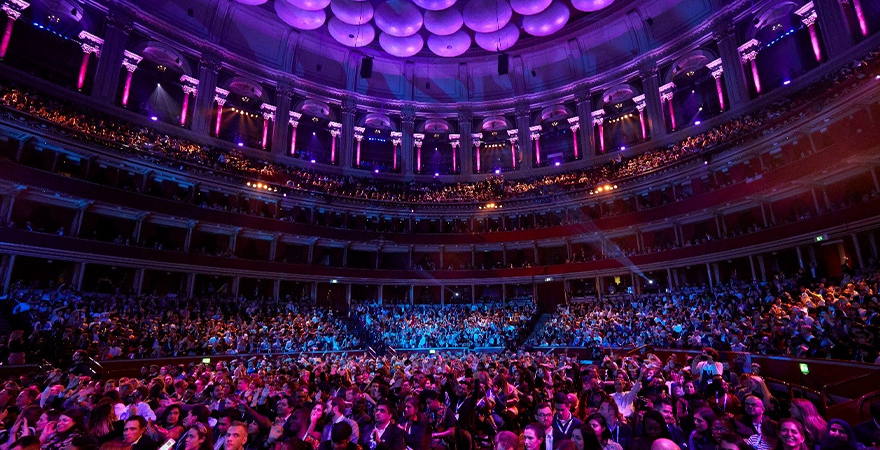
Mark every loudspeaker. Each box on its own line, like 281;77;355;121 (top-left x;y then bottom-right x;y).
498;53;509;75
360;57;373;79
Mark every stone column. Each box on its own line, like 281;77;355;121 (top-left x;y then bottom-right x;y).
400;107;415;176
796;3;823;62
457;109;474;174
0;254;14;295
178;75;198;125
472;134;483;173
76;31;103;91
414;133;424;173
340;97;356;169
328;121;342;165
659;82;676;131
633;95;648;140
813;0;854;56
591;110;605;153
567;117;580;158
530;125;542;166
642;68;666;138
515;104;533;167
260;103;276;149
354;127;365;168
290;111;302;156
91;10;133;103
716;28;750;106
738;39;762;95
390;132;402;172
0;1;29;59
706;59;725;110
574;89;593;156
507;131;518;170
192;56;222;136
272;82;294;155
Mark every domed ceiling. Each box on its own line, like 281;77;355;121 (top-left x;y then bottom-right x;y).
235;0;616;58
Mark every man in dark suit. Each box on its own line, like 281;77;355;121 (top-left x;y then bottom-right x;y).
654;399;688;450
123;416;159;450
361;401;406;450
535;403;567;450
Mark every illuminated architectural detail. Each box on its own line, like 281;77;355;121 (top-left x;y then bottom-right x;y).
390;131;402;170
706;58;725;110
849;0;868;36
507;129;518;169
632;94;647;140
0;0;29;59
591;110;605;153
178;75;198;124
738;39;762;94
414;133;424;172
567;116;580;159
214;88;229;136
795;2;822;62
449;133;460;173
119;51;143;107
289;111;302;155
529;125;542;165
328;121;342;164
260;103;276;149
472;133;482;173
659;82;676;131
353;126;365;166
77;31;104;91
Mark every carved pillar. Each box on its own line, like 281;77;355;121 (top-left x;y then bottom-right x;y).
515;105;532;167
192;57;222;136
119;51;142;107
328;122;342;165
591;110;605;153
77;31;103;91
0;1;29;59
530;125;542;166
260;103;276;149
340;97;355;169
354;127;365;167
213;88;229;137
738;39;762;95
92;11;133;102
796;3;822;62
414;133;424;173
289;111;302;156
567;116;580;158
390;131;402;172
633;94;648;140
179;75;198;126
401;107;415;176
659;82;676;131
506;130;518;170
472;134;483;173
449;134;460;173
706;59;725;110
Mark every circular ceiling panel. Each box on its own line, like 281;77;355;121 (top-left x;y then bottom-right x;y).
510;0;551;16
424;7;463;35
570;0;614;12
328;18;376;47
374;0;424;37
379;33;424;57
412;0;457;11
233;0;268;5
463;0;512;33
275;0;327;30
427;30;472;57
287;0;331;11
474;22;519;51
330;0;374;25
423;119;452;133
522;1;569;37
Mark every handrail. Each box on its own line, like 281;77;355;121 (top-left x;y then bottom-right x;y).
856;389;880;420
764;376;825;413
821;370;880;410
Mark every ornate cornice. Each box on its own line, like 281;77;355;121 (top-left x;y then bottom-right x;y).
1;0;29;21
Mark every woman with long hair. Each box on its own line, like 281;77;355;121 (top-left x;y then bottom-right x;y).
689;407;718;450
39;409;86;450
789;399;827;446
87;401;122;444
777;419;810;450
149;404;186;442
630;411;672;450
585;413;623;450
182;422;214;450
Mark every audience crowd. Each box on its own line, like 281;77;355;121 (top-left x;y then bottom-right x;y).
354;304;536;349
1;286;359;362
531;266;880;363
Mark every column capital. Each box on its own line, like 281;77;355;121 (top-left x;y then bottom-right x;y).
794;2;818;26
401;104;416;122
515;102;531;118
659;82;675;101
199;55;223;73
574;86;591;103
78;31;103;55
106;6;136;33
639;65;660;79
214;87;229;105
457;107;472;123
738;39;761;62
180;74;199;95
260;103;276;120
390;131;402;146
529;125;542;140
591;109;604;125
712;17;737;41
121;50;143;73
353;126;365;140
276;79;296;98
413;133;424;147
1;0;29;20
328;121;343;136
706;58;724;79
471;132;482;147
341;95;357;115
633;94;647;111
506;129;518;142
289;110;302;125
566;116;580;130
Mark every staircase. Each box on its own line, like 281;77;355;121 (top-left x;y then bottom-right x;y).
524;313;552;345
338;314;382;352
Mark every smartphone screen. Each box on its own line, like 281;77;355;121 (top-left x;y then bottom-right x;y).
159;439;176;450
